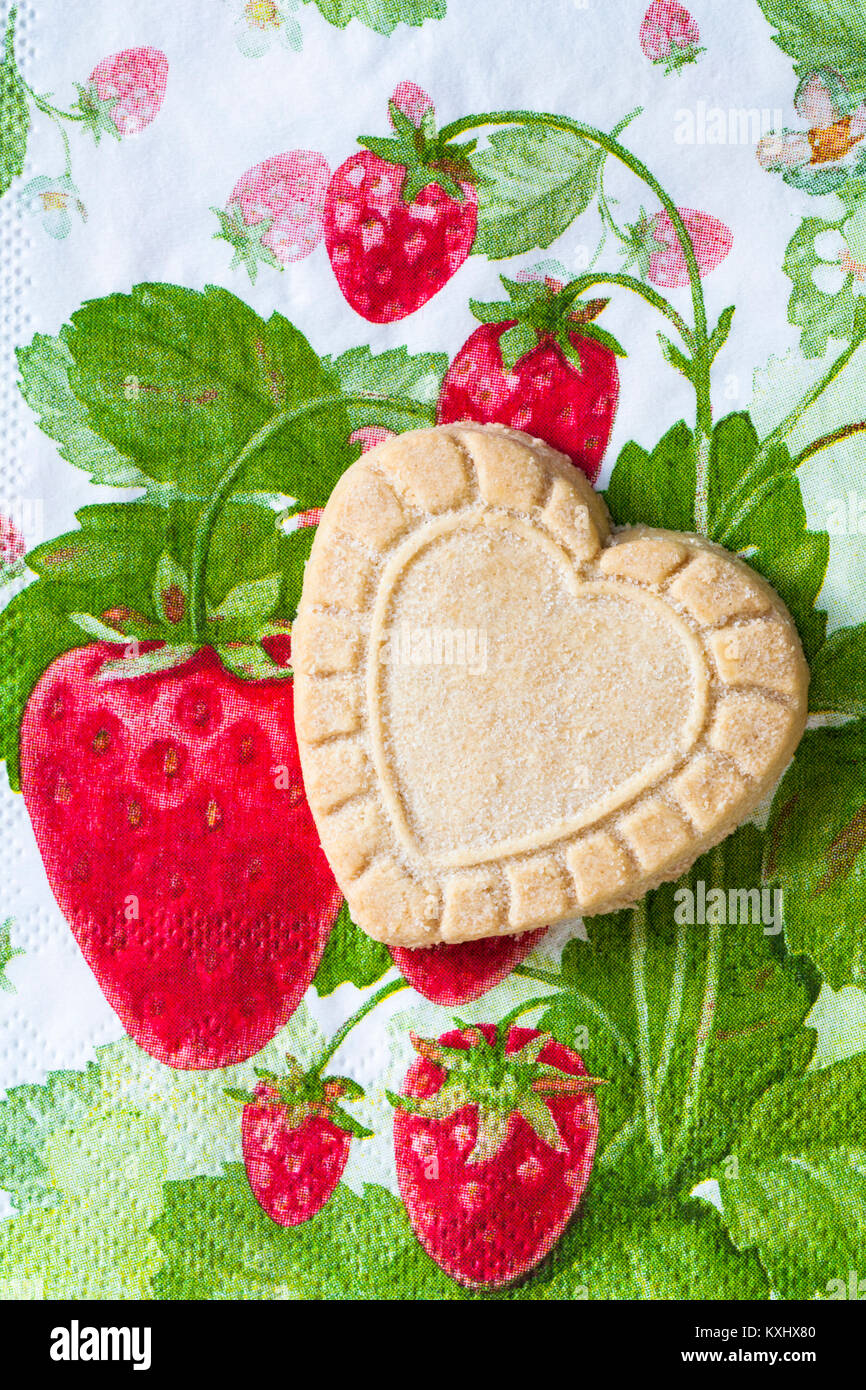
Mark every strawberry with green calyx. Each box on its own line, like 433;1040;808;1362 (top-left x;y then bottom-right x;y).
639;1;704;75
212;150;332;284
390;1006;603;1288
232;976;407;1224
75;47;168;143
437;274;622;481
323;101;478;323
620;206;733;289
232;1056;372;1227
18;427;351;1068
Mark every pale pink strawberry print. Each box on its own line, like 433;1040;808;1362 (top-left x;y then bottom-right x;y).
634;208;733;287
349;426;396;453
214;151;332;282
0;513;26;580
389;82;435;130
639;1;703;73
81;48;169;139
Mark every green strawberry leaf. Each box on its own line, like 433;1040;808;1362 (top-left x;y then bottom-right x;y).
470;125;603;259
321;343;446;436
151;1166;768;1299
312;901;391;996
57;283;354;504
302;0;446;37
765;720;866;990
784;217;862;359
0;7;29;197
539;826;817;1204
719;1053;866;1298
17;333;152;489
755;0;866;98
810;622;866;713
605;421;697;533
605;413;830;661
0;1065;104;1212
704;413;829;660
0;917;22;992
0;1107;167;1299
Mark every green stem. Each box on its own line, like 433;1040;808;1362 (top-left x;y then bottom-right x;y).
20;77;87;124
653;917;688;1097
761;314;866;454
439;109;714;478
187;392;434;641
794;419;866;466
561;271;693;348
671;869;723;1172
715;471;792;550
315;977;408;1073
497;992;561;1035
514;963;635;1064
630;899;665;1173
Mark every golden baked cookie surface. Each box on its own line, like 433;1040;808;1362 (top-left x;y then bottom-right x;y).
293;424;808;946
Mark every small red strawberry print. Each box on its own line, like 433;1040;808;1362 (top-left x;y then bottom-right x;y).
21;623;341;1069
235;1058;371;1226
639;1;704;74
437;275;622;482
624;207;733;288
213;151;332;283
323;100;478;322
391;1024;602;1288
77;47;168;142
389;929;547;1006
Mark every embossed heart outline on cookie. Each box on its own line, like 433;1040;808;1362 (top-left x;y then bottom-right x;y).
293;425;808;947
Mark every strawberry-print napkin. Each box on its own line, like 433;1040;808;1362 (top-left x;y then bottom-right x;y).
1;0;865;1303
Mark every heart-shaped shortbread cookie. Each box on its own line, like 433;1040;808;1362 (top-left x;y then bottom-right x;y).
293;425;808;946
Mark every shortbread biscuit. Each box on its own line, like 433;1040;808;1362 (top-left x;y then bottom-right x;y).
293;424;808;946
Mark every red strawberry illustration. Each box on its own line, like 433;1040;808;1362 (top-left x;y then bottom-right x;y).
77;48;168;141
437;276;621;482
624;207;733;288
213;151;332;283
236;1059;371;1226
392;1024;601;1288
639;1;704;73
323;101;478;323
20;626;341;1069
389;929;547;1006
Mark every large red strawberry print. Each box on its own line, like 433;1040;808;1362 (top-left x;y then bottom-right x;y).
213;151;332;283
639;1;703;74
389;930;547;1006
437;276;621;482
77;47;168;141
20;638;341;1069
392;1024;601;1288
323;99;478;323
624;207;733;288
236;1058;371;1226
